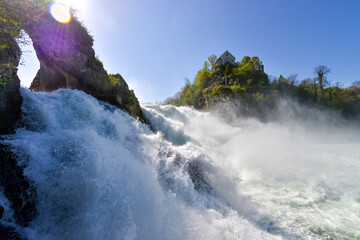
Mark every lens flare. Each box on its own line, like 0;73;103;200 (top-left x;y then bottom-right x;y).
50;2;71;24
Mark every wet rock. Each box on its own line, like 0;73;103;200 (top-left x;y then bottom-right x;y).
187;160;213;194
0;144;36;227
0;224;24;240
0;205;4;219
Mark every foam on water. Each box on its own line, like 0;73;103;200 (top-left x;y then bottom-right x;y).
2;89;285;240
143;103;360;239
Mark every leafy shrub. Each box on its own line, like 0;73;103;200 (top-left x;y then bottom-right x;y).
230;85;246;93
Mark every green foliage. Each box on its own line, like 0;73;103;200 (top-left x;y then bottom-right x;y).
230;85;246;93
177;69;212;107
108;73;126;85
0;0;52;86
210;86;232;96
87;56;104;70
208;54;217;69
0;63;15;85
267;73;360;119
168;54;268;108
0;0;51;42
314;65;331;95
166;53;360;119
209;85;246;96
0;5;23;41
229;56;268;86
203;61;210;71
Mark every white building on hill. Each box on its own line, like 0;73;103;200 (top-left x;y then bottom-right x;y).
215;50;236;66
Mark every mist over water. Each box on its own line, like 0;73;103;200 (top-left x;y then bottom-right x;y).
143;100;360;239
1;89;360;239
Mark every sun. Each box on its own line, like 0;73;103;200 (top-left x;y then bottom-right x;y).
50;2;72;23
49;0;87;23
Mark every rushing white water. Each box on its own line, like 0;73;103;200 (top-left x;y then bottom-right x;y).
1;89;360;239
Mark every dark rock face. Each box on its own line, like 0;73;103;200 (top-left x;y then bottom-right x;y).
26;14;93;91
0;144;35;240
0;145;36;227
187;160;213;194
0;225;24;240
0;205;4;219
0;34;30;239
0;34;22;134
25;13;144;120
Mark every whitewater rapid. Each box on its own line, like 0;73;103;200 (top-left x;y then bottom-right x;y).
1;89;360;239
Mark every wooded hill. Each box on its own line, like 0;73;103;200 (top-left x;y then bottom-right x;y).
165;54;360;119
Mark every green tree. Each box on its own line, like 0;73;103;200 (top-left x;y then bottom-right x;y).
250;56;264;71
203;61;210;71
240;56;251;65
207;54;217;69
313;78;318;102
314;65;331;96
278;75;288;84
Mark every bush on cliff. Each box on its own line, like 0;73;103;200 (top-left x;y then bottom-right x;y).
208;85;246;96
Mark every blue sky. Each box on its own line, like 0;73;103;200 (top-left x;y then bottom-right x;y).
18;0;360;103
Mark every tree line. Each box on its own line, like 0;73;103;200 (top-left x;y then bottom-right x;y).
164;54;360;119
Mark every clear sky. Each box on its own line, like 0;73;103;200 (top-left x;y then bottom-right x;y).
18;0;360;103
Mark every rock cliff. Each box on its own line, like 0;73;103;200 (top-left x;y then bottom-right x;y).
0;34;34;239
0;34;22;134
25;11;144;120
1;0;145;121
0;1;147;237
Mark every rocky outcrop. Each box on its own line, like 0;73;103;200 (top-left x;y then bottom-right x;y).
24;11;145;120
0;33;30;240
0;144;35;240
203;94;231;109
0;144;36;227
1;0;145;121
0;34;22;134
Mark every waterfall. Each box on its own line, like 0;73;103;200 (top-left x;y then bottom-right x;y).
1;88;359;239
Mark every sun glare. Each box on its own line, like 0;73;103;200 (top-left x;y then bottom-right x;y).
58;0;86;11
50;2;72;24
